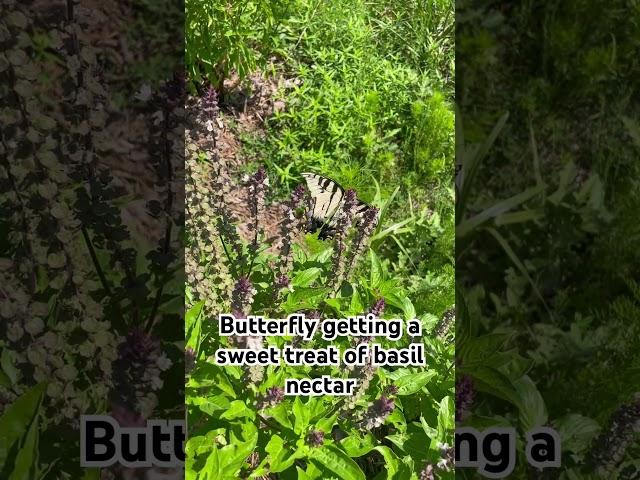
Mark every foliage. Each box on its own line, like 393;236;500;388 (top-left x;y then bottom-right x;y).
456;0;640;476
186;0;456;478
185;156;455;479
242;0;456;317
185;0;288;95
0;2;184;477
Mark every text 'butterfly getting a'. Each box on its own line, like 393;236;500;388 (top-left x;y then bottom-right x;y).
301;173;379;240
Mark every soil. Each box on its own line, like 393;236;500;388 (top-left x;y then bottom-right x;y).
188;68;296;246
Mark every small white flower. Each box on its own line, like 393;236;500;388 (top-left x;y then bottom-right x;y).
27;347;46;367
62;404;75;419
138;393;158;417
81;317;98;332
78;342;95;357
47;382;63;398
99;357;112;375
135;84;152;101
151;376;163;390
57;364;78;381
42;331;59;350
93;330;111;348
156;353;172;371
63;382;76;399
50;355;65;369
25;317;44;336
7;322;24;342
33;368;48;382
1;301;16;318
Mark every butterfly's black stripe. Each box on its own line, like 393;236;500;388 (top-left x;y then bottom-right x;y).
323;183;341;216
355;202;369;214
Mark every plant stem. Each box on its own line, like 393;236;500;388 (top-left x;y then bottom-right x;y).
81;225;111;294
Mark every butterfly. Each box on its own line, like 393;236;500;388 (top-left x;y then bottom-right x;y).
301;172;374;239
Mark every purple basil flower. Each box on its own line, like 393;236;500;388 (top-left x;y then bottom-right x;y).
590;393;640;474
437;442;455;471
247;167;267;251
374;396;395;416
257;386;285;410
369;298;386;317
231;276;255;316
253;166;267;184
266;386;285;404
306;430;325;447
330;189;358;287
291;184;307;205
385;384;399;396
111;402;146;428
118;327;160;365
275;275;290;289
344;189;357;207
202;86;219;118
433;307;455;338
344;207;379;276
185;347;196;374
277;185;308;281
456;374;475;421
357;395;395;430
419;464;435;480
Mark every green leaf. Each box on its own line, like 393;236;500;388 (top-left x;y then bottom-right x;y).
81;468;100;480
514;376;547;431
190;395;230;415
188;363;236;398
485;227;551;316
399;297;416;321
186;301;204;354
219;423;258;477
373;446;412;479
554;414;600;455
457;185;544;239
8;407;39;480
293;268;322;287
437;396;454;442
202;447;221;479
467;366;521;410
374;446;399;478
262;436;303;473
283;288;332;313
369;250;384;287
394;370;436;396
310;445;366;480
0;382;45;471
267;402;293;431
264;435;286;470
457;112;509;217
316;412;339;433
220;400;253;421
293;396;310;434
1;350;19;385
459;333;509;367
340;433;376;457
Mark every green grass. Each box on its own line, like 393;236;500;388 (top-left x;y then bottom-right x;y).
237;0;456;314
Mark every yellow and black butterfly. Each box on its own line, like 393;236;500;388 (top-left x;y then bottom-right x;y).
301;172;375;239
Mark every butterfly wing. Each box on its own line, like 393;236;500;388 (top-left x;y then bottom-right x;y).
302;173;345;234
301;173;378;239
